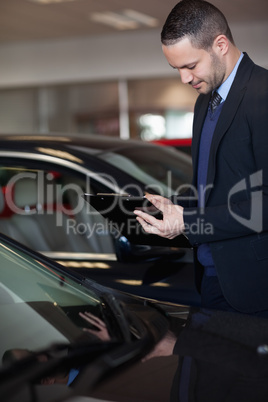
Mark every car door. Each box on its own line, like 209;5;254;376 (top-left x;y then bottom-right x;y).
0;155;199;306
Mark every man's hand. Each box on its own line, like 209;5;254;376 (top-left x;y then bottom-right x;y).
79;311;110;341
134;194;185;239
141;331;177;362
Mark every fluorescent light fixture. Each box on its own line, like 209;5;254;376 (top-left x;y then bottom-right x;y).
90;9;159;31
91;12;139;31
123;9;158;27
28;0;75;4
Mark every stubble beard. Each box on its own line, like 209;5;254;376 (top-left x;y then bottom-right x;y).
206;51;226;94
195;51;226;95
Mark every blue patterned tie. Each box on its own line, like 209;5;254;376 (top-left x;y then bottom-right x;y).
210;91;222;114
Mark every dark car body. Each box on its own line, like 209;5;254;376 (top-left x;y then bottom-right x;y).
1;232;268;402
150;138;192;155
0;133;200;306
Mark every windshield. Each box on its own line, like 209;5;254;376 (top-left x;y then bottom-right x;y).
98;145;193;197
0;238;106;366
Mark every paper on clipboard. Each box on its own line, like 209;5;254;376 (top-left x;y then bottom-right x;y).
83;193;191;248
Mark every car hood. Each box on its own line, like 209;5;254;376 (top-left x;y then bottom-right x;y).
1;233;268;402
89;302;268;402
2;297;268;402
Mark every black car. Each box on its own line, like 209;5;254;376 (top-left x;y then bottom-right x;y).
1;232;268;402
0;133;200;306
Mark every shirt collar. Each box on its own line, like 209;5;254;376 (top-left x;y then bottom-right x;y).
217;52;244;102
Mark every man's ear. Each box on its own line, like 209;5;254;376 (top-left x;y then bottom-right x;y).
213;35;229;56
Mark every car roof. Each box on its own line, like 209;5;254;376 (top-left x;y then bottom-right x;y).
0;132;166;151
0;133;192;161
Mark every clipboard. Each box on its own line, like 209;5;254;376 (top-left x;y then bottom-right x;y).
83;193;191;248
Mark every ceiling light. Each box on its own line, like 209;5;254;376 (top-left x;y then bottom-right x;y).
28;0;75;4
123;9;158;27
91;12;139;31
90;9;159;31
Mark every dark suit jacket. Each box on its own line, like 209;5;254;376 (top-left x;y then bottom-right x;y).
170;309;268;402
181;53;268;313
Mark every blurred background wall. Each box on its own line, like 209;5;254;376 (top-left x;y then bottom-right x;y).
0;1;267;141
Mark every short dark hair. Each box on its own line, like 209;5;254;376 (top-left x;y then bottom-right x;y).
161;0;234;50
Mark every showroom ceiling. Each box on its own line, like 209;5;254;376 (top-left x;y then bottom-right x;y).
0;0;267;44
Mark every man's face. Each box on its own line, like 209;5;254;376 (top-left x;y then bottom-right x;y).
162;37;226;94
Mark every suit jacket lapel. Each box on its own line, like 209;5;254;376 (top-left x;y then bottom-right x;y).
203;88;246;204
204;54;255;203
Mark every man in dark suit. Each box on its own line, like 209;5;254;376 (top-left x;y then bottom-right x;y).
134;0;268;316
143;307;268;402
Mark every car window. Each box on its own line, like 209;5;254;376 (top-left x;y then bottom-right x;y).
97;145;193;197
98;152;173;196
0;238;104;361
0;165;115;254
